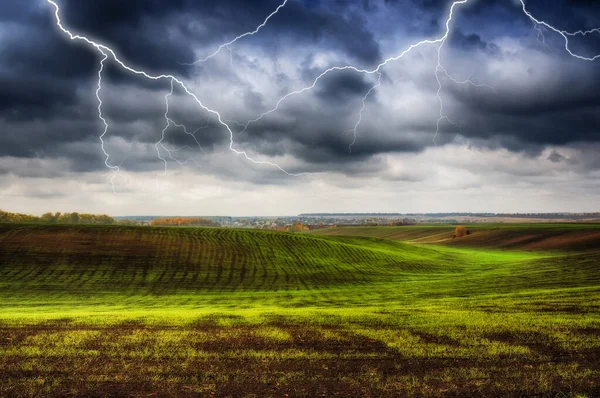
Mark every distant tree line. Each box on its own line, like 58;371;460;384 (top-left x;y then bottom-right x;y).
299;213;496;217
496;213;600;219
301;212;600;218
0;210;116;225
150;218;221;227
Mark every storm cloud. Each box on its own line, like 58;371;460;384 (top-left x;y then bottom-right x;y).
0;0;599;214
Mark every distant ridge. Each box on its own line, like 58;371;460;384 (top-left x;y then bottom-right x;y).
299;213;493;217
299;212;600;218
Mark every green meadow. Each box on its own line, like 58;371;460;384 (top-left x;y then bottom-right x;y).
1;223;599;397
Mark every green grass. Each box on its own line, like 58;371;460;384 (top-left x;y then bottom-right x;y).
1;223;599;396
310;223;600;251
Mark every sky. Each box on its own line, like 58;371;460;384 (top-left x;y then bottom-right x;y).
1;0;600;216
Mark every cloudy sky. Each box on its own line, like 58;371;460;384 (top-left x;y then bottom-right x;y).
1;0;600;215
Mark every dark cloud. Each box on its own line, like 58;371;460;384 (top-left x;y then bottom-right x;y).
57;0;195;75
56;0;382;69
548;150;567;163
271;1;381;66
449;31;499;54
0;0;381;117
443;57;600;148
523;0;600;33
0;2;96;119
0;0;599;181
316;71;375;102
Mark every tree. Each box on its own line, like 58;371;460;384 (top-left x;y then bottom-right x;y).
118;219;138;226
0;210;116;225
41;212;57;223
454;225;470;238
288;222;309;232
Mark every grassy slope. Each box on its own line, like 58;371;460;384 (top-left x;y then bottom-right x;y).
1;223;600;397
3;223;598;318
310;223;600;251
0;224;465;314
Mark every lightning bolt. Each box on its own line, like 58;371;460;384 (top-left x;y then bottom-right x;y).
95;49;120;193
347;72;381;153
47;0;306;180
169;121;210;155
47;0;600;189
155;79;174;185
157;79;211;183
533;24;551;51
184;0;289;65
240;0;599;148
239;0;478;147
519;0;600;61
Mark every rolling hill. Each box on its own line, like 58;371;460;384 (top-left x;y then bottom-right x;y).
309;223;600;251
1;223;599;316
1;223;600;396
0;224;453;295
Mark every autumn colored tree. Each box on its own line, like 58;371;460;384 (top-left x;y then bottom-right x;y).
454;225;469;238
288;222;310;232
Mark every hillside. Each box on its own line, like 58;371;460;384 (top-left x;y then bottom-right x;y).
1;223;599;317
310;224;600;251
0;224;452;297
2;223;600;397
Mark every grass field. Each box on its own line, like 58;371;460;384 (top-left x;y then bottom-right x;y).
1;223;599;397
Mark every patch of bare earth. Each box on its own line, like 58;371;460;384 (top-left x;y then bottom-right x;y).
1;325;599;397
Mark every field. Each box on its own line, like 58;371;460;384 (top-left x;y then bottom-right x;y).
1;223;599;397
